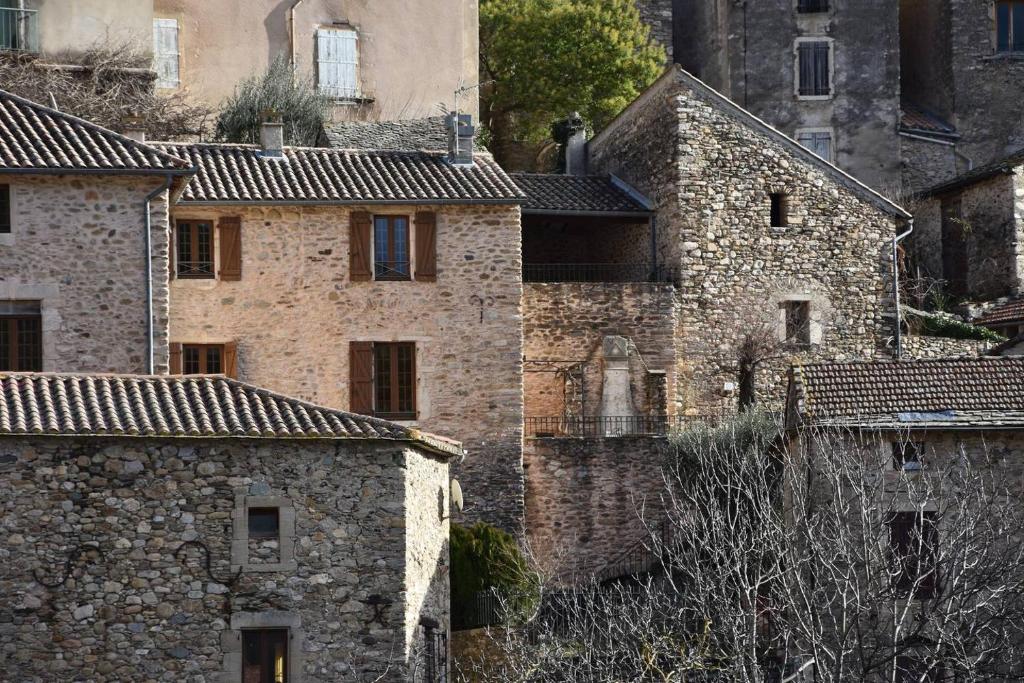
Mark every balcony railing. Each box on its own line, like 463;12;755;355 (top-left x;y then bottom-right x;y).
523;263;677;284
525;415;689;438
0;8;39;53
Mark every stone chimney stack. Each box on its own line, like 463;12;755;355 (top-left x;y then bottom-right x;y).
564;112;587;176
447;112;475;165
121;115;146;142
259;111;284;157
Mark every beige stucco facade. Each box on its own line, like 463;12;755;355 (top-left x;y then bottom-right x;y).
30;0;153;55
167;202;523;530
0;174;172;374
152;0;479;118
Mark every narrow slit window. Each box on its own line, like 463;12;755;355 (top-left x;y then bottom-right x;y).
242;629;288;683
0;184;10;233
248;507;280;539
770;193;789;227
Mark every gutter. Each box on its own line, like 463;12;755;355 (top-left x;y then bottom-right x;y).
289;0;304;71
144;176;175;374
892;219;915;359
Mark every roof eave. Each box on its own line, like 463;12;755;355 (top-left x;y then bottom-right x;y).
174;198;525;207
0;166;195;177
521;208;653;218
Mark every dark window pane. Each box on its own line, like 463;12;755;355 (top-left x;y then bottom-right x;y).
893;442;924;470
770;193;788;227
393;217;409;276
888;511;938;599
374;344;392;413
373;216;411;280
0;319;8;371
206;346;222;374
1014;3;1024;50
16;317;41;371
176;223;191;274
182;346;200;374
0;185;10;233
798;0;828;12
374;217;389;265
248;508;279;539
397;343;414;413
176;221;214;278
998;3;1012;51
242;629;288;683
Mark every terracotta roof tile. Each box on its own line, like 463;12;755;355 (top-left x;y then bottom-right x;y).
154;142;524;204
900;102;958;138
0;89;190;173
791;358;1024;428
976;299;1024;326
511;173;651;214
0;373;462;456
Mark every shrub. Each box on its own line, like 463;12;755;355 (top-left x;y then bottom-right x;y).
450;522;537;628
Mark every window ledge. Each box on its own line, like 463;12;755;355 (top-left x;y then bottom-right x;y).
982;52;1024;63
795;94;834;101
329;95;375;106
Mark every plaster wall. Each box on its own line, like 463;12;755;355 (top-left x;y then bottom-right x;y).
31;0;153;55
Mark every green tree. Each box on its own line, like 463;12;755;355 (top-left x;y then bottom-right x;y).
450;522;536;628
479;0;665;170
215;55;329;146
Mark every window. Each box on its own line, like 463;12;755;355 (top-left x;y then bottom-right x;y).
797;0;829;11
888;511;938;599
997;1;1024;53
892;441;924;471
0;300;41;371
176;220;214;278
316;27;359;99
182;343;222;374
152;18;180;89
0;184;9;233
242;629;288;683
783;300;811;347
373;216;411;281
940;198;968;299
797;130;833;162
349;341;417;419
797;40;832;97
770;193;789;227
248;508;279;540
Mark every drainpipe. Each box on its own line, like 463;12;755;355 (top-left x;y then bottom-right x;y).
144;176;174;374
892;218;915;359
289;0;305;72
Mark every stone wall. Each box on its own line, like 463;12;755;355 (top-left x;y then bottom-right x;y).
522;283;677;420
635;0;674;60
168;203;524;532
523;436;671;578
0;435;450;682
590;71;896;416
899;135;959;194
0;175;171;374
902;334;993;359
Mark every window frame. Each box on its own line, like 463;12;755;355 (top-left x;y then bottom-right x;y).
316;26;360;100
181;343;224;374
373;215;412;281
796;0;829;13
242;628;289;683
0;302;42;372
888;510;939;600
175;219;215;279
373;341;417;420
996;0;1024;53
0;184;10;233
794;38;834;100
783;300;812;348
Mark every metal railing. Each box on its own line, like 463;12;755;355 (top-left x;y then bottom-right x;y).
523;262;678;284
420;618;449;683
176;261;214;278
453;589;504;631
374;260;411;280
525;415;688;438
0;8;39;53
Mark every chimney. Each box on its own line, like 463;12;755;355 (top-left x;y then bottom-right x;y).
446;111;475;165
260;110;284;157
564;112;587;176
121;115;146;142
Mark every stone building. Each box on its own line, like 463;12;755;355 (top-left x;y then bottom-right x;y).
907;148;1024;332
0;373;460;682
670;0;1024;193
1;0;478;120
0;88;192;375
153;119;526;533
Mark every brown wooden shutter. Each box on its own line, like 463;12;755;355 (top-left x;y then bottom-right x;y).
415;211;437;282
350;212;373;281
169;342;182;375
218;216;242;281
223;341;238;379
349;341;374;415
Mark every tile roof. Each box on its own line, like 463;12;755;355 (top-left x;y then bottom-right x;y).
320;116;450;151
900;102;958;139
789;358;1024;429
0;89;191;174
153;142;524;205
0;373;462;457
975;299;1024;326
919;147;1024;198
510;173;652;215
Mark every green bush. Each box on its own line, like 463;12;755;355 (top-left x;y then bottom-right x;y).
450;522;537;628
909;310;1006;342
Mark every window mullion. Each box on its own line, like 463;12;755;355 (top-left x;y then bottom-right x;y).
389;344;399;414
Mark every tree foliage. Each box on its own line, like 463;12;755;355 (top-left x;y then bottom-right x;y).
215;55;329;146
450;522;536;628
479;0;665;169
0;43;210;140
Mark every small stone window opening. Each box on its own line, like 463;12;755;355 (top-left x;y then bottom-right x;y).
783;300;811;348
233;495;296;572
893;441;925;471
0;184;10;233
770;193;789;228
248;507;280;539
997;1;1024;53
243;628;289;683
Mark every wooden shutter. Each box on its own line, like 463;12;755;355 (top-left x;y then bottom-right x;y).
223;341;238;379
152;18;180;88
415;211;437;282
169;342;182;375
350;212;373;281
317;28;359;98
218;216;242;281
350;341;374;415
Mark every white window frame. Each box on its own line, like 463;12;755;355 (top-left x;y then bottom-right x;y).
152;18;180;89
793;37;835;100
316;26;360;100
795;127;835;163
